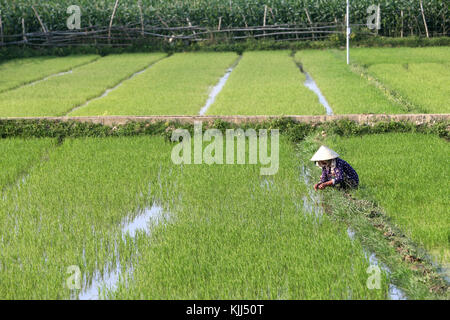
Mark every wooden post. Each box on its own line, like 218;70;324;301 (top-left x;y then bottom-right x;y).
31;5;47;33
409;7;413;36
269;7;275;22
443;11;447;36
400;10;404;38
218;17;222;31
263;5;267;36
304;8;315;40
138;0;144;36
22;18;27;43
108;0;120;44
187;17;196;41
263;5;267;27
419;0;429;38
32;5;49;44
0;11;3;45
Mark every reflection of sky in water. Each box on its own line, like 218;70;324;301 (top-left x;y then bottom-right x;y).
78;204;164;300
199;57;241;115
304;72;333;115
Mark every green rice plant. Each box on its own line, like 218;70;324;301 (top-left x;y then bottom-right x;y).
207;51;324;115
70;52;238;116
348;47;450;114
325;133;450;266
0;138;54;189
0;55;99;93
367;63;450;114
0;136;174;299
295;50;404;114
109;136;389;299
0;53;166;117
0;135;390;299
351;47;450;67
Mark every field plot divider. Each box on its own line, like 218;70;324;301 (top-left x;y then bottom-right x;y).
3;114;448;127
65;55;169;116
348;62;425;114
0;56;103;95
199;55;242;116
1;142;56;196
292;57;333;115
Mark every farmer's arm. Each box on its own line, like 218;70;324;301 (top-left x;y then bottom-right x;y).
318;161;343;189
315;167;329;190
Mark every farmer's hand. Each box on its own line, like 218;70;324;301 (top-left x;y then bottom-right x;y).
314;183;320;191
318;180;334;190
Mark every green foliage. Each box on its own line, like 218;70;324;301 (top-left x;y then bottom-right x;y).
1;37;449;64
0;0;447;38
0;118;447;142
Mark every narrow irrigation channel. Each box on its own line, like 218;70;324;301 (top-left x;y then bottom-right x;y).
28;70;73;86
294;58;333;115
303;73;333;116
77;203;168;300
299;161;407;300
2;57;101;94
199;55;242;115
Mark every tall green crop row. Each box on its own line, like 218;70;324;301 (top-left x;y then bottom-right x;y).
0;0;447;38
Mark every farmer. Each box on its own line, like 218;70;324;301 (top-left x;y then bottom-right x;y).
311;146;359;191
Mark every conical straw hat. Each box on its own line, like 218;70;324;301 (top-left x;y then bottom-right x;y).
310;146;339;162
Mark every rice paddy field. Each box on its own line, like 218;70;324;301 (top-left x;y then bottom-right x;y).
206;51;324;115
325;133;450;269
0;130;448;300
0;45;449;300
71;52;238;116
0;47;448;116
0;136;391;299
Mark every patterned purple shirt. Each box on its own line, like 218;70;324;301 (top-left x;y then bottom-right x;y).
320;158;359;187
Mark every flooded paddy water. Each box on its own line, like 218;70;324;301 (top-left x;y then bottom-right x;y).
78;203;168;300
303;73;333;115
199;56;242;115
